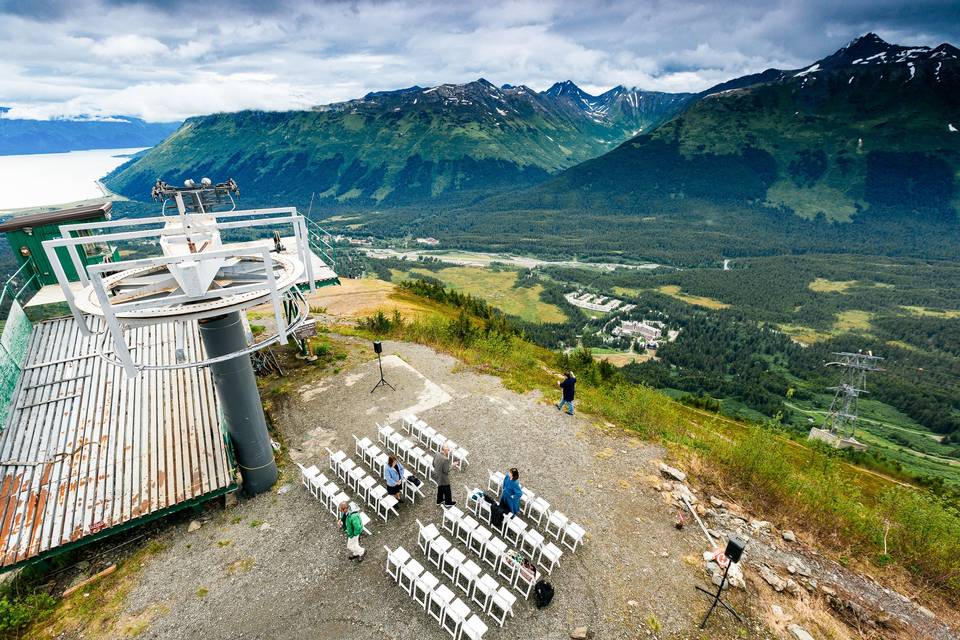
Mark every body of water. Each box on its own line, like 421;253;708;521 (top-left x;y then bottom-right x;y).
0;147;146;210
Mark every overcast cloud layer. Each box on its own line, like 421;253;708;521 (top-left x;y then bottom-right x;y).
1;0;958;122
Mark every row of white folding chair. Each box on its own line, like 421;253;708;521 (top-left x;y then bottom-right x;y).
354;435;427;504
385;545;489;640
326;450;400;522
486;470;586;552
296;463;372;535
401;415;470;470
463;487;563;576
377;427;436;485
441;503;544;597
415;520;516;628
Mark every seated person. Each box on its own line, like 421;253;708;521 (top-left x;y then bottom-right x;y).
383;455;406;505
499;467;521;518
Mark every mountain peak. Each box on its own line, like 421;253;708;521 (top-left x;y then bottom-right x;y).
544;80;590;98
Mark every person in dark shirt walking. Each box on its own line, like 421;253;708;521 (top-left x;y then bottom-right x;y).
557;371;576;415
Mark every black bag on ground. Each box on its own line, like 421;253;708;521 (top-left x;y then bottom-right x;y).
534;580;554;608
483;491;497;504
489;502;505;530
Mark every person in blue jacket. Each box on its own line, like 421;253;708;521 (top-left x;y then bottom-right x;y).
384;455;406;505
499;468;522;518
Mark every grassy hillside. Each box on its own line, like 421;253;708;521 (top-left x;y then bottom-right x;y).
347;278;960;603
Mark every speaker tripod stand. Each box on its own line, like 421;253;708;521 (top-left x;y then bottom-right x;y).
370;341;395;393
696;561;744;628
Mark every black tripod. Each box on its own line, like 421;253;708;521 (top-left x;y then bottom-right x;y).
370;341;395;393
696;561;744;628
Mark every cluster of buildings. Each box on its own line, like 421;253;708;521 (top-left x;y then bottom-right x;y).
565;290;636;313
416;237;441;246
612;319;663;343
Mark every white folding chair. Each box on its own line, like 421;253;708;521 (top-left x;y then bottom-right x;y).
388;432;404;453
373;453;388;476
337;457;357;482
441;597;471;639
384;545;411;582
410;446;426;467
309;473;327;499
468;526;492;558
539;541;562;575
423;454;437;485
399;558;425;594
428;536;452;569
545;511;569;540
419;424;436;447
456;559;481;596
367;484;387;510
320;482;339;511
442;547;466;582
563;522;586;552
413;571;440;609
464;485;481;515
521;529;545;559
347;466;366;493
519;487;536;514
482;537;506;570
461;613;489;640
410;418;426;442
353;435;372;459
404;477;425;504
416;519;441;555
430;432;448;453
428;583;455;624
357;476;377;502
487;470;504;496
514;562;538;598
377;494;399;522
457;515;479;546
503;517;528;546
442;505;464;535
363;444;382;469
489;587;516;627
377;422;394;445
326;448;346;472
359;511;373;536
298;463;320;488
452;447;469;470
472;573;498;612
402;414;418;433
497;554;517;584
528;497;550;526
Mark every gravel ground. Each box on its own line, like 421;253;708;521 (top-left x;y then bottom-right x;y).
120;337;775;640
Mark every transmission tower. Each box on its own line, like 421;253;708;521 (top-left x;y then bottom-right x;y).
820;351;884;439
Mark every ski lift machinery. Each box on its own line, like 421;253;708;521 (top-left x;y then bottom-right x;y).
40;178;321;494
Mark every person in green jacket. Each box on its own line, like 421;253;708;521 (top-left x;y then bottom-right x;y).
338;501;365;562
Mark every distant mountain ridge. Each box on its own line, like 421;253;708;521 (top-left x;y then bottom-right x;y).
0;115;180;155
103;79;694;205
486;33;960;226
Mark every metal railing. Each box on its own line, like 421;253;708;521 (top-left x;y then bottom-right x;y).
0;259;40;316
303;216;336;268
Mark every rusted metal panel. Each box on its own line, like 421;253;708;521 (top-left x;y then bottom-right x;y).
0;317;230;568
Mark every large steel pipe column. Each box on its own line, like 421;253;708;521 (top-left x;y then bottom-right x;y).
199;311;278;495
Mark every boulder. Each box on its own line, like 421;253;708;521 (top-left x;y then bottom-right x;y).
759;565;787;592
787;624;814;640
570;627;592;639
782;530;796;542
709;496;725;508
658;463;686;483
187;520;202;533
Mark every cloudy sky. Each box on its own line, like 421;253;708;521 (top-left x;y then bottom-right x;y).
1;0;958;122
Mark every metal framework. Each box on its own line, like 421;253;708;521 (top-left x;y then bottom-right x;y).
41;197;317;378
820;351;884;438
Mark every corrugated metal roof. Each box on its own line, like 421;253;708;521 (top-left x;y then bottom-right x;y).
0;316;232;568
0;202;112;233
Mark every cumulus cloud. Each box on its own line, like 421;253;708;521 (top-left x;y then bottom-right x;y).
0;0;957;121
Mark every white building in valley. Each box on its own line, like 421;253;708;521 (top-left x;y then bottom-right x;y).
613;320;662;342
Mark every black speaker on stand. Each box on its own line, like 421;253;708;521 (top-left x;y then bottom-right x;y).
697;536;746;629
370;341;395;393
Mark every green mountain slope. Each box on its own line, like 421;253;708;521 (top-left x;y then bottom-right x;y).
104;79;692;205
546;36;956;218
459;34;960;257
